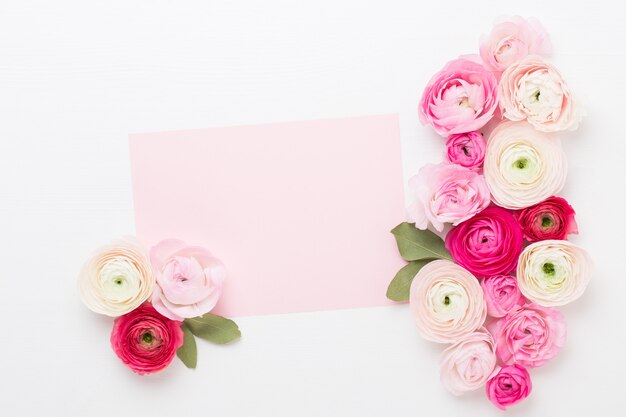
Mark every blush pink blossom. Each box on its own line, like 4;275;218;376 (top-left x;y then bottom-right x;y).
445;131;486;170
480;16;552;72
486;365;532;410
110;304;184;375
445;206;523;277
407;163;491;232
150;239;226;321
480;275;526;318
488;303;566;367
419;58;498;136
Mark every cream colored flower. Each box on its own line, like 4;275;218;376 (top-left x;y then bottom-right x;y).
499;55;582;132
484;121;567;209
517;240;591;306
409;260;486;343
439;328;498;395
79;237;154;316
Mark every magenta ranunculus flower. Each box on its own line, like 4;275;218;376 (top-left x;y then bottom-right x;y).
445;206;523;277
419;58;498;137
110;304;184;375
486;365;532;410
480;275;525;317
517;196;578;242
488;303;566;368
445;131;486;170
407;163;491;233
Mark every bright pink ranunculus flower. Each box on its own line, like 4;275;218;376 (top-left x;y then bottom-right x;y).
480;275;525;318
445;206;523;277
419;58;498;137
517;196;578;242
488;303;566;368
486;365;532;410
110;304;184;375
445;131;486;170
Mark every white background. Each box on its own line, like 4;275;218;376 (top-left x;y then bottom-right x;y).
1;1;625;416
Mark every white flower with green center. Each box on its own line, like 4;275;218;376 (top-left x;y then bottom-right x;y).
79;237;155;316
517;240;591;306
410;260;486;343
484;121;567;209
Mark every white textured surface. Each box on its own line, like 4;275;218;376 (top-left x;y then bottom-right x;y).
1;1;624;416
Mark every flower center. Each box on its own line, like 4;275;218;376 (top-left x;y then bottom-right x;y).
515;158;529;170
458;97;470;108
533;90;541;102
542;262;556;276
541;216;554;228
443;295;450;305
461;146;470;156
142;332;154;344
113;276;124;286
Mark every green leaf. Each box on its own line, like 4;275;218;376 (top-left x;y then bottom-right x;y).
176;323;197;369
391;222;452;261
386;260;433;302
184;313;241;345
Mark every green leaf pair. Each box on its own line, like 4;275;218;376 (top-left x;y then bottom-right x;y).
387;222;453;302
176;313;241;369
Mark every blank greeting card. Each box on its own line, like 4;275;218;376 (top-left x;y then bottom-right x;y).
129;114;406;317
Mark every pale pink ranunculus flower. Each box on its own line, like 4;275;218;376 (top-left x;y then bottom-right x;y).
488;303;566;367
409;260;487;343
419;58;498;137
499;55;582;132
407;163;491;232
480;275;525;318
479;16;552;73
439;328;498;395
150;239;226;321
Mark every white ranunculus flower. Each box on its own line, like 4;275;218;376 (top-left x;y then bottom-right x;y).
439;328;498;395
483;121;567;209
410;260;486;343
517;240;591;306
499;55;582;132
79;237;154;316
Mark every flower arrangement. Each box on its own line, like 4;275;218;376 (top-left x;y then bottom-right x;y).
387;16;591;410
79;237;240;374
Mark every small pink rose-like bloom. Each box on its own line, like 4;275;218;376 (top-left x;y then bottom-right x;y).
150;239;226;321
407;163;491;232
488;303;566;368
486;365;532;410
480;16;552;73
445;131;486;170
480;275;525;318
445;206;524;278
409;260;487;343
110;304;184;375
517;196;578;242
499;56;581;132
419;58;498;137
439;328;498;396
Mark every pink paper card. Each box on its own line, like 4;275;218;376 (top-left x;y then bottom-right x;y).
129;114;406;317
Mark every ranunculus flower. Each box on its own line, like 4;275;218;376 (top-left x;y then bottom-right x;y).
150;239;226;321
517;196;578;242
110;304;184;375
445;206;523;278
439;328;498;395
499;55;582;132
483;121;567;209
419;58;498;136
409;260;486;343
517;240;591;306
488;303;566;367
407;163;491;232
445;131;486;169
79;237;154;317
480;16;552;72
480;275;525;317
486;365;532;410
